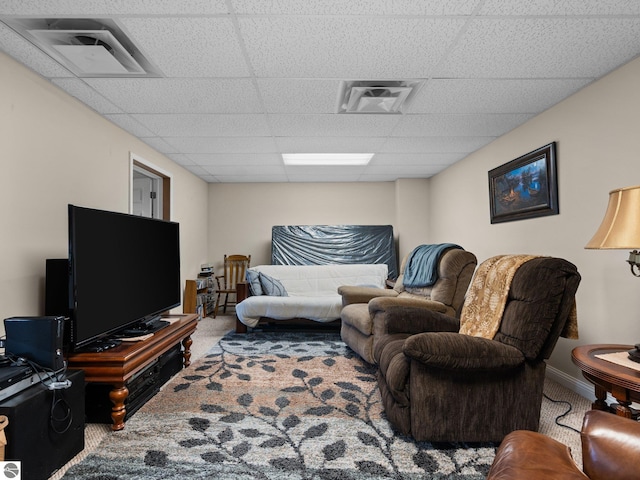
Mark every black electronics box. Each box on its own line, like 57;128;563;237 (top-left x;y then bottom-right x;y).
0;369;85;480
85;343;183;423
4;316;65;371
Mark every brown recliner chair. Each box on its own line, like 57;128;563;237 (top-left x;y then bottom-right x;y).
375;256;581;442
487;409;640;480
338;246;477;364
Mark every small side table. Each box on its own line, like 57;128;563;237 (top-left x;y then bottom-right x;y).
571;344;640;419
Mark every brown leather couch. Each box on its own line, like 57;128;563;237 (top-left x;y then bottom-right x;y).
338;247;477;363
487;409;640;480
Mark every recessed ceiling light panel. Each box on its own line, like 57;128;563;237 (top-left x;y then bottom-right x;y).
283;153;374;166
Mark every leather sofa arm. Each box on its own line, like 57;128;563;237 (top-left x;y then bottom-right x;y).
487;430;587;480
582;409;640;480
487;410;640;480
370;297;458;336
338;285;398;306
403;332;524;371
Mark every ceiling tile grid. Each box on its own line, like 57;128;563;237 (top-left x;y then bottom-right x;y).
1;0;640;182
237;17;467;78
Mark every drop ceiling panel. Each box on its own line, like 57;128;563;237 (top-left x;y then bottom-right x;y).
131;114;271;137
286;173;363;183
364;165;444;176
104;114;156;137
370;153;463;166
438;18;640;78
395;113;535;137
164;153;194;166
84;78;262;113
141;137;181;154
276;137;386;153
231;0;479;16
52;78;122;114
203;164;286;176
0;0;229;16
163;137;279;154
212;174;289;183
188;153;282;166
120;17;250;77
0;23;73;78
479;0;640;16
409;78;593;114
257;79;342;114
269;114;401;137
381;137;494;154
239;17;466;78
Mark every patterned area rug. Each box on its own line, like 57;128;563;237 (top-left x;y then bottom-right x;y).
62;332;495;479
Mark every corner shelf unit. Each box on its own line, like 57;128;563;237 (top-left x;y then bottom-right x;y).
183;276;215;319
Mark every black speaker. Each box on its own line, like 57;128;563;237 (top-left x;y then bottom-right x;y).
44;258;73;350
45;258;70;318
0;369;85;480
4;316;65;371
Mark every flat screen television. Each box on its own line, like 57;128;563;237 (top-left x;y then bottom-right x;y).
67;205;181;351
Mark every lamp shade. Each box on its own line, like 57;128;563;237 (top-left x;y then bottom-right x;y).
585;185;640;249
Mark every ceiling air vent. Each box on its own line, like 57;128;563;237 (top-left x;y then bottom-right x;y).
2;18;161;77
336;80;425;114
29;29;146;75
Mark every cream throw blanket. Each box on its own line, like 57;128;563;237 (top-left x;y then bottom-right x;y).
459;255;578;340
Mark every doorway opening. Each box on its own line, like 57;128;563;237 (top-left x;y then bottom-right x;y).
130;153;171;220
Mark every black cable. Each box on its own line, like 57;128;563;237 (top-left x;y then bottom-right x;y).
3;353;73;434
50;390;73;434
543;392;581;434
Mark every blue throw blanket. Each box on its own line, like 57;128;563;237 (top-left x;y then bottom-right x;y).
403;243;462;288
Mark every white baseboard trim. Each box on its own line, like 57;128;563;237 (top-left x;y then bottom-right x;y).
546;365;617;404
545;365;593;400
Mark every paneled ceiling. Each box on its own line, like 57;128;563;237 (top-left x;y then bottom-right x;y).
2;1;640;183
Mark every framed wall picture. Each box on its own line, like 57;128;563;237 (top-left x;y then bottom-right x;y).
488;142;558;224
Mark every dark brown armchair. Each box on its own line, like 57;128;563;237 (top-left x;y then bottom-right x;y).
487;410;640;480
338;246;477;364
375;256;581;442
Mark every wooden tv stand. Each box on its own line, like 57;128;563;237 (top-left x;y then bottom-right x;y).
66;313;198;431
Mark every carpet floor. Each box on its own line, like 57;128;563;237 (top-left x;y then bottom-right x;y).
55;317;591;479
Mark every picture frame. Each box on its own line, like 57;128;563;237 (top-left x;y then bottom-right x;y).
488;142;558;224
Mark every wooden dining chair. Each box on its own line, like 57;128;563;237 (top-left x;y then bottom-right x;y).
214;254;251;318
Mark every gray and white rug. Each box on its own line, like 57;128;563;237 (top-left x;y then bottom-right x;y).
62;332;495;479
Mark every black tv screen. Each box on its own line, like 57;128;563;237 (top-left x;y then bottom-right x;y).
68;205;181;350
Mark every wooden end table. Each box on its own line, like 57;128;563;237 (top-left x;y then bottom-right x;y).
571;344;640;419
66;313;198;430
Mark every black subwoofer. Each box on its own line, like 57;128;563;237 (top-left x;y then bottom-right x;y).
0;369;85;480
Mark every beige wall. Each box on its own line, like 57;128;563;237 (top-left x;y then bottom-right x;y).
207;182;399;270
0;52;209;330
395;178;431;259
428;56;640;379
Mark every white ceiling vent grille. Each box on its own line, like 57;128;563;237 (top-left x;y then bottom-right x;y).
30;29;145;75
337;80;425;114
2;18;161;78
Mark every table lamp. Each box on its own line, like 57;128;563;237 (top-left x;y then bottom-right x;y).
585;185;640;360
